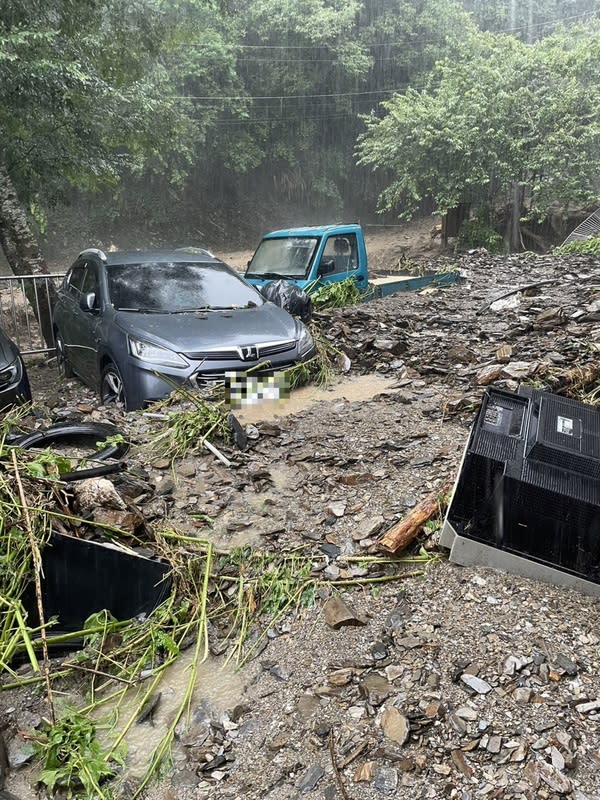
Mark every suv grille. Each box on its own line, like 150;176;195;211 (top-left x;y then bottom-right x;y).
184;339;296;361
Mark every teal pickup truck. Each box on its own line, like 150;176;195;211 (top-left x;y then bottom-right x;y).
244;223;460;297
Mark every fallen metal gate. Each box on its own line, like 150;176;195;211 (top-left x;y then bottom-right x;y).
0;273;62;356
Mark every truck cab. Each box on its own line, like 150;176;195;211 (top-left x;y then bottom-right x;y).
244;224;369;292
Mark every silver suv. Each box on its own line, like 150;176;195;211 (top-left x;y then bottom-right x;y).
53;248;314;410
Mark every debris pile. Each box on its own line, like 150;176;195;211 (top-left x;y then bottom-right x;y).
2;249;600;799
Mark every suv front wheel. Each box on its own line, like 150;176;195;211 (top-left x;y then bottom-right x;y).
100;362;127;407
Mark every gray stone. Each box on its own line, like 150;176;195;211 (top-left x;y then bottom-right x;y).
448;712;467;736
460;673;493;694
384;602;408;631
296;764;325;794
172;769;202;788
512;687;532;704
537;759;572;793
360;674;393;706
7;740;35;770
554;654;578;675
456;705;478;721
372;765;398;794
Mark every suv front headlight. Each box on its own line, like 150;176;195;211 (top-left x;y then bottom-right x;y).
128;336;189;368
297;324;314;357
0;358;20;388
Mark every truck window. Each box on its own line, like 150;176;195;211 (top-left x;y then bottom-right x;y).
322;234;358;274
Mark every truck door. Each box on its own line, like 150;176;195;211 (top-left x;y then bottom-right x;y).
318;233;367;289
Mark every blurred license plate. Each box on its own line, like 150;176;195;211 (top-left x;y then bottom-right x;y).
225;372;289;409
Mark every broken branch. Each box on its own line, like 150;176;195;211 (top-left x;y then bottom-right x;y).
476;279;556;315
377;482;452;554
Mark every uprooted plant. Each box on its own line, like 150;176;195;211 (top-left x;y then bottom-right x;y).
1;484;436;798
148;383;231;461
306;276;365;310
34;710;123;800
554;234;600;257
285;324;344;388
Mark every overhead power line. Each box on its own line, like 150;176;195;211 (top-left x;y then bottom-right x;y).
181;8;599;53
174;88;403;101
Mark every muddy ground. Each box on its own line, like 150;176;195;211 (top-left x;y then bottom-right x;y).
3;244;600;800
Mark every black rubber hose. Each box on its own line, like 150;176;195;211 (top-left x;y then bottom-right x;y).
15;422;130;460
60;461;126;482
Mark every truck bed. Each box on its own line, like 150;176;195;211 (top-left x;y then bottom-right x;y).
370;270;461;297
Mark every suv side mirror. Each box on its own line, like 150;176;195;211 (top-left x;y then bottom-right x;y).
318;258;335;276
80;292;97;312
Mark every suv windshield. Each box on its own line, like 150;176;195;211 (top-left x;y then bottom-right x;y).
246;237;318;279
107;262;262;312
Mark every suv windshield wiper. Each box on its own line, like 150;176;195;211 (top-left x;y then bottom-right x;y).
118;304;259;314
171;304;258;312
117;307;167;313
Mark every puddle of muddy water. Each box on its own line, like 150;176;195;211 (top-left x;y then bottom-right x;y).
235;374;398;424
97;651;246;779
5;653;247;798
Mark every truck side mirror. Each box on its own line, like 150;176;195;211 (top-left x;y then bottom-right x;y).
318;258;335;276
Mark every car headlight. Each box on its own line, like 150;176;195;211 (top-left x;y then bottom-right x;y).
128;336;189;368
297;324;314;357
0;358;20;388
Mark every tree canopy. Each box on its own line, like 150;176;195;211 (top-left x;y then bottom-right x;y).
356;23;600;236
0;0;599;263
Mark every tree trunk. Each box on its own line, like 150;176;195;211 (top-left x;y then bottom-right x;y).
0;163;56;346
504;181;523;253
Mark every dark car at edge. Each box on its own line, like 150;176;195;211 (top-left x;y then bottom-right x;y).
0;326;32;410
52;248;315;410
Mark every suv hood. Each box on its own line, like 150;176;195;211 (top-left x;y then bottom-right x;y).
114;302;300;351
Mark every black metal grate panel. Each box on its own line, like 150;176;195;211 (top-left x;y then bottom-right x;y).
446;387;600;584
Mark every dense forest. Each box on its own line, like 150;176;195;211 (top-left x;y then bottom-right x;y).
0;0;599;270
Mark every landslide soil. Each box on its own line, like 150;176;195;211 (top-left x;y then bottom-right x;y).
2;237;600;800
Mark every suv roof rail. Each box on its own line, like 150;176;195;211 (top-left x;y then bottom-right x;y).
79;247;108;262
175;246;215;258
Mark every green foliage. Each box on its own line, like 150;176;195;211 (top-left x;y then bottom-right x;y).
0;0;201;203
286;325;336;388
309;277;363;310
150;387;231;461
459;219;503;253
251;550;314;616
22;448;72;479
462;0;600;42
95;433;126;451
554;234;600;256
356;23;600;228
35;711;123;800
6;0;599;251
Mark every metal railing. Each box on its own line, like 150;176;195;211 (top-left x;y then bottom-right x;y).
0;274;62;356
561;208;600;246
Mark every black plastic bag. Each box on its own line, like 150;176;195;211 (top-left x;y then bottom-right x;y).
260;279;312;323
